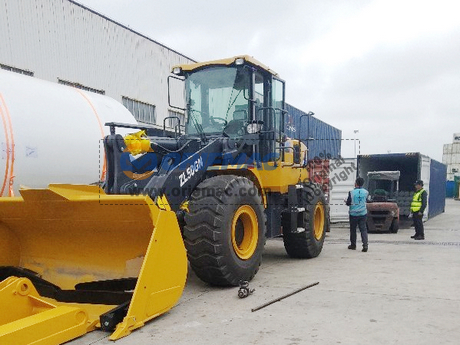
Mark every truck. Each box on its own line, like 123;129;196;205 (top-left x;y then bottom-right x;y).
358;153;447;224
366;170;400;233
0;56;329;344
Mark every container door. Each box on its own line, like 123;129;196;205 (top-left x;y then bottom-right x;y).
420;156;431;220
429;159;447;218
329;158;357;222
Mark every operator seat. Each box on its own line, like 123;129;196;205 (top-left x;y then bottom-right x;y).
224;108;248;136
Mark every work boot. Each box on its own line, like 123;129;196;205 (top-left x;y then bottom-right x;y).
348;244;356;250
410;234;417;239
414;235;425;240
362;247;368;252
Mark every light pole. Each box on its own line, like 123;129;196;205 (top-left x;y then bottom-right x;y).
353;129;359;158
306;111;315;142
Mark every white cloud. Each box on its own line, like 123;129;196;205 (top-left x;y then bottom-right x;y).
72;0;460;161
300;0;460;67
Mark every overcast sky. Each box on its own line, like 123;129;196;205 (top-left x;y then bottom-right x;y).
76;0;460;161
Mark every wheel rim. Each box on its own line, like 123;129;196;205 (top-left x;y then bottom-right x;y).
313;202;325;240
231;205;259;260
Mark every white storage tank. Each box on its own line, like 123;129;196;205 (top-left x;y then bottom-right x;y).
0;70;137;196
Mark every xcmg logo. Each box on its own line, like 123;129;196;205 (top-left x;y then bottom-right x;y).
120;151;157;180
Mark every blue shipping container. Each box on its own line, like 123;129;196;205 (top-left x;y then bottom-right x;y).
446;180;455;198
429;158;447;218
357;153;447;220
285;104;342;161
456;176;460;199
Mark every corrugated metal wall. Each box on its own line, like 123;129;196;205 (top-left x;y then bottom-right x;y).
285;103;342;161
429;158;447;218
0;0;194;126
442;142;460;180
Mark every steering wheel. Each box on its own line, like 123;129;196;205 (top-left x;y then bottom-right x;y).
210;117;228;126
223;120;246;137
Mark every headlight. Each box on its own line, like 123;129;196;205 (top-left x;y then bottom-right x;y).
246;122;263;134
235;58;245;65
172;67;182;75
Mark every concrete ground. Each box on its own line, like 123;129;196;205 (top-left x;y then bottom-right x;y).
70;199;460;345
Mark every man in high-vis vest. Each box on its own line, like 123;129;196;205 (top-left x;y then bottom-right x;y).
410;180;427;240
346;177;369;252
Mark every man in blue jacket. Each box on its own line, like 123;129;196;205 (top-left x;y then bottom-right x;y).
346;177;369;252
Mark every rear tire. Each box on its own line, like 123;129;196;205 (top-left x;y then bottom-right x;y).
283;184;329;258
184;175;266;286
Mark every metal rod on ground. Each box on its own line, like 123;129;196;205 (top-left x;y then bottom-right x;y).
251;282;319;312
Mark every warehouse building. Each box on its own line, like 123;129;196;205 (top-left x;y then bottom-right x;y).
0;0;341;152
443;133;460;198
0;0;195;128
443;133;460;181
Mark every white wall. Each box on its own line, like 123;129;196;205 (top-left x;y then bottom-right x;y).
443;142;460;180
329;158;357;222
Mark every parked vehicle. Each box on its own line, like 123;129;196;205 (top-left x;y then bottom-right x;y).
358;153;447;222
366;171;400;233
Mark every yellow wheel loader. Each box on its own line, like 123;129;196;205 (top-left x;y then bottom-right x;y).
0;56;329;344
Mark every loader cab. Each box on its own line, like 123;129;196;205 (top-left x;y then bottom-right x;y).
171;56;286;162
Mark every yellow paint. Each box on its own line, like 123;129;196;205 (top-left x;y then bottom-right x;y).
110;198;187;340
0;223;20;266
0;277;94;345
0;184;187;343
180;200;190;212
207;139;309;195
256;160;308;194
231;205;259;260
210;161;308;195
124;130;152;155
173;55;278;76
314;202;325;240
156;194;172;211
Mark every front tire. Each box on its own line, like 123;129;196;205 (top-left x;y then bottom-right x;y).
390;218;399;233
183;175;266;286
283;184;329;258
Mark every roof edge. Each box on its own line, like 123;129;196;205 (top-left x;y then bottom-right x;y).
68;0;197;63
173;55;278;76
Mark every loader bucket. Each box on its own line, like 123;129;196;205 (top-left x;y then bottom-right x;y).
0;184;187;344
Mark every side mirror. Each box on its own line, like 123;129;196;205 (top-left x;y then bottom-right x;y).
167;75;185;111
